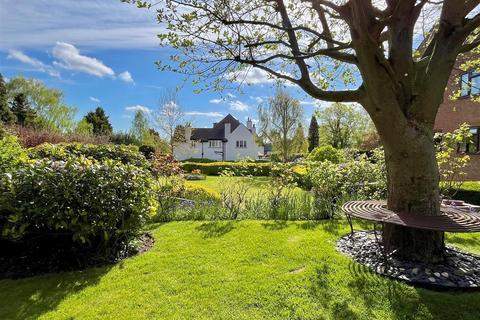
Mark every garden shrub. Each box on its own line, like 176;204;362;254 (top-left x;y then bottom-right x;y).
29;142;150;169
307;145;345;163
0;157;156;261
139;145;156;160
182;158;218;163
151;153;183;177
0;134;27;175
180;161;271;176
307;148;386;219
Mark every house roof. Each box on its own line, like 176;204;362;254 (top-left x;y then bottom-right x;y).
190;114;241;141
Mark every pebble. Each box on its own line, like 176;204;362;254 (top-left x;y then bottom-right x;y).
337;231;480;289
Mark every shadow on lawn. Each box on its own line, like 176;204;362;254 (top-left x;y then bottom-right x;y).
195;221;236;238
344;260;480;320
0;265;111;320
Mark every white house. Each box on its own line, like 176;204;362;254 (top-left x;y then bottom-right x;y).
174;114;264;161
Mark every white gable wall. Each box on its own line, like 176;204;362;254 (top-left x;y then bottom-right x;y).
224;124;262;161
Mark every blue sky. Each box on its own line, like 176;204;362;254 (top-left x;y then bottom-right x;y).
0;0;323;132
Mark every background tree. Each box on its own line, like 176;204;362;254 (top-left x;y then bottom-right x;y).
0;73;15;124
74;118;94;136
291;124;308;154
258;87;303;162
127;0;480;262
10;93;36;127
84;107;113;136
308;115;320;152
7;76;76;132
130;110;150;142
153;90;184;154
316;103;370;149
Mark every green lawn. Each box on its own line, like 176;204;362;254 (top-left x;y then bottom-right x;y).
187;175;273;195
1;220;479;320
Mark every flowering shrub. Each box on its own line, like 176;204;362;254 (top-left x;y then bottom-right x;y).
0;157;156;258
29;143;150;169
307;148;386;219
151;153;183;177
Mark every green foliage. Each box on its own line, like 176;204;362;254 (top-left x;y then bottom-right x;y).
180;161;271;176
6;76;76;132
29;143;150;169
10;93;36;127
0;157;156;255
75;118;94;136
0;73;14;124
110;131;141;145
316;103;371;149
435;123;473;198
307;149;386;219
308;115;319;152
257;87;303;162
139;145;156;159
0;134;27;175
84;107;113;136
307;145;345;163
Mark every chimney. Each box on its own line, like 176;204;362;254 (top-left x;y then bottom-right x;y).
252;124;256;135
247;117;253;131
185;126;192;141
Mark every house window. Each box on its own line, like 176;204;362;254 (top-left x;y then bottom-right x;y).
460;70;480;97
236;140;247;148
458;127;479;154
209;140;222;148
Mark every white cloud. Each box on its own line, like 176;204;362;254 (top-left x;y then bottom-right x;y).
231;68;295;86
7;49;59;77
299;100;317;106
125;105;152;114
227;93;236;98
119;71;134;83
209;98;223;104
89;96;100;103
185;111;225;118
52;42;114;77
0;1;162;50
229;100;250;112
250;96;264;104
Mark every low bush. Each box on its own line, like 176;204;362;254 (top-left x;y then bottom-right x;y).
0;134;27;175
307;145;345;163
9;125;109;148
307;148;386;219
29;143;150;169
453;182;480;205
151;153;183;177
0;157;156;263
139;145;156;160
180;161;271;176
182;158;218;163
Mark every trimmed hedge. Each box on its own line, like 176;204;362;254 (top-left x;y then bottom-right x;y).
28;143;150;169
0;157;156;257
180;161;271;176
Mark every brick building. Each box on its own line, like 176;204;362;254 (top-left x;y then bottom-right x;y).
434;55;480;180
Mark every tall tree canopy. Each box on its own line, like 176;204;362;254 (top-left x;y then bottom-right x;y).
126;0;480;262
10;93;36;127
6;77;77;132
316;102;370;149
258;87;303;162
308;115;320;152
0;73;15;124
84;107;113;136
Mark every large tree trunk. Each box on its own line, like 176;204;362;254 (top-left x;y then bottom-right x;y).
380;121;445;263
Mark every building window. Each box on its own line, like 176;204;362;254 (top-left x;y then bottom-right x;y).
458;127;479;154
236;140;247;148
209;140;222;148
460;70;480;97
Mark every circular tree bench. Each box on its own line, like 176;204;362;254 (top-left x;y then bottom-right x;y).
342;200;480;233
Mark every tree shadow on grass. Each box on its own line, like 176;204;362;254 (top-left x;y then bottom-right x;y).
345;259;480;320
446;233;480;249
0;265;111;320
261;220;288;230
195;221;235;238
